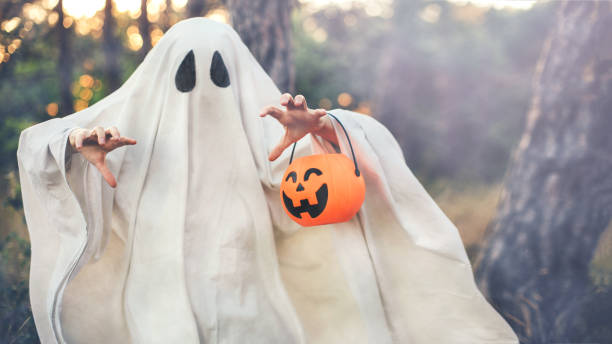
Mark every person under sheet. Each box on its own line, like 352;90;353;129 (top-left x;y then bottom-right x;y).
17;18;517;343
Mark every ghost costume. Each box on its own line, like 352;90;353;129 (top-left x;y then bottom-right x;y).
17;18;517;343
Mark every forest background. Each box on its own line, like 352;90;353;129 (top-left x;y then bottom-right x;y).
1;0;611;343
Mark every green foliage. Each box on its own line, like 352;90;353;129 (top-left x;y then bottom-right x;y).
0;232;38;343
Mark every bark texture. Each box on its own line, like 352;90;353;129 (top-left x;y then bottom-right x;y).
56;0;73;114
476;2;612;343
103;0;121;92
227;0;295;93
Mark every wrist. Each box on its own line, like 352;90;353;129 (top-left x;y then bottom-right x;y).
313;115;331;136
312;115;339;145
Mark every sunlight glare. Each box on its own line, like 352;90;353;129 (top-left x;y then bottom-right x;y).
42;0;59;10
205;8;230;24
2;17;21;33
63;0;168;18
47;12;59;26
420;4;441;23
172;0;188;11
23;3;48;24
63;0;104;18
114;0;140;15
151;28;164;46
448;0;536;10
126;25;143;51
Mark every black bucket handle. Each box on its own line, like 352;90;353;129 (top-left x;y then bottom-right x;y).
288;112;360;177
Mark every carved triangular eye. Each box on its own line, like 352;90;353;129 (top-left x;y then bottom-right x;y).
210;50;230;88
175;50;196;92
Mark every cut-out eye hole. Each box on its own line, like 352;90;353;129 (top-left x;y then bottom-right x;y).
210;50;230;87
175;50;196;92
304;168;322;181
286;171;297;183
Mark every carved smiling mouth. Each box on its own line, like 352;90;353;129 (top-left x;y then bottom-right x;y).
282;184;328;219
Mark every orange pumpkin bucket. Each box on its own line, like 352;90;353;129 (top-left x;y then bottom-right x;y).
280;113;365;227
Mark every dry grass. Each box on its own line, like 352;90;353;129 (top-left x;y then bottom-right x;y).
430;180;612;286
430;181;503;248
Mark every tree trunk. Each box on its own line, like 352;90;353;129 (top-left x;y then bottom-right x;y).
476;2;612;343
56;0;73;114
162;0;173;31
227;0;294;93
103;0;121;92
140;0;152;58
187;0;206;18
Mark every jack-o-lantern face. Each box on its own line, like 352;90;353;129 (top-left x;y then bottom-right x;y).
282;167;328;219
280;153;365;227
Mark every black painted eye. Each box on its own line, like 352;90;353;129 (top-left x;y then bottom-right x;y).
210;50;230;87
175;50;196;92
304;168;322;181
286;171;297;183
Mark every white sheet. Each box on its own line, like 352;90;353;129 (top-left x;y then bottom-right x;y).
17;18;517;343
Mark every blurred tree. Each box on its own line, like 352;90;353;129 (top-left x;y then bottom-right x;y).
375;0;431;177
476;1;612;342
375;0;553;184
187;0;206;17
227;0;294;93
162;0;174;30
104;0;121;92
55;0;74;114
0;0;23;22
140;0;152;58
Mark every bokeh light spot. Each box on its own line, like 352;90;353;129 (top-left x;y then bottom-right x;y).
312;28;327;43
343;14;357;27
337;92;353;107
48;12;59;26
63;17;73;28
172;0;188;11
83;59;94;71
319;98;332;110
80;88;93;101
205;8;230;24
420;4;441;23
74;99;88;112
23;3;48;24
355;101;372;115
2;17;21;33
151;28;164;46
42;0;59;10
126;25;143;51
63;0;104;18
46;102;59;117
79;74;94;88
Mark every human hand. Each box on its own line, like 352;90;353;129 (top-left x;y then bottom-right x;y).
260;93;336;161
68;126;137;187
